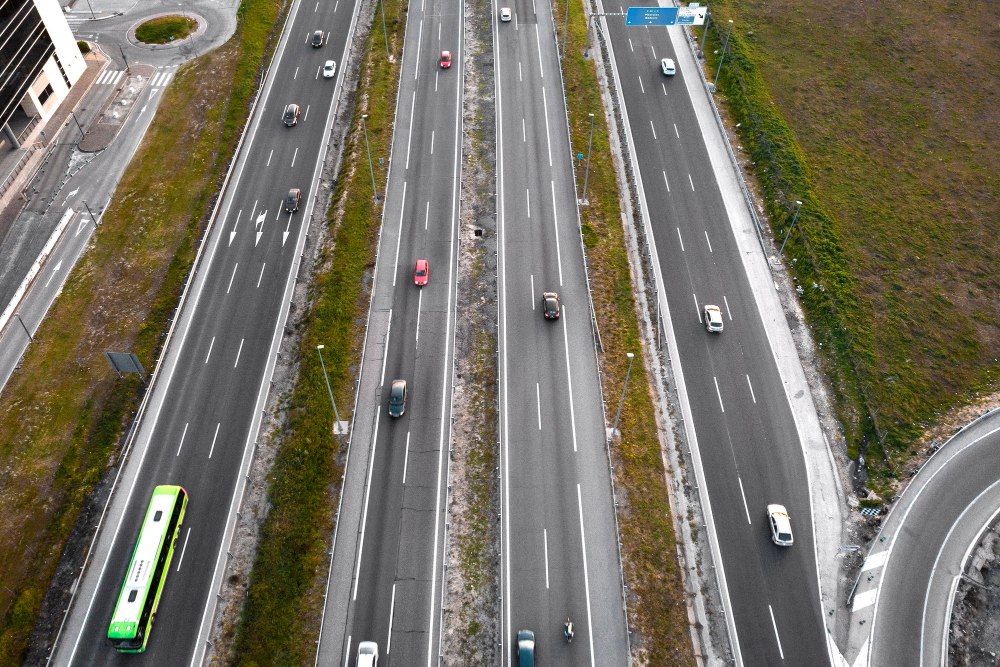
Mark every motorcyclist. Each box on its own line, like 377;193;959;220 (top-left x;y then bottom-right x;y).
564;618;574;642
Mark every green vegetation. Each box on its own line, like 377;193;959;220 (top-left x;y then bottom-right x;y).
134;16;198;44
77;40;90;54
700;1;1000;472
0;0;288;662
557;0;695;662
228;0;406;661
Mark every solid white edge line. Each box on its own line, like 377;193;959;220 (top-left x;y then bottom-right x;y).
353;411;381;601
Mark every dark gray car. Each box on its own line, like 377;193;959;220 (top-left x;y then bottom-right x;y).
388;379;407;417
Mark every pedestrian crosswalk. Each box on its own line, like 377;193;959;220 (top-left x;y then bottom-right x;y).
93;69;175;88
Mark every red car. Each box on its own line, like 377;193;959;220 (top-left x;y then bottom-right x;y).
414;259;429;286
439;51;452;69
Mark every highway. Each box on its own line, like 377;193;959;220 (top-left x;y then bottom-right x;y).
495;0;630;663
50;0;365;662
313;0;463;662
596;6;830;665
859;410;1000;666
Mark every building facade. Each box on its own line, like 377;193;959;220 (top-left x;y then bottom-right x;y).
0;0;85;147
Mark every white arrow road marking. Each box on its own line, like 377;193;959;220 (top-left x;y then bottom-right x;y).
255;210;267;246
229;209;242;246
282;213;292;246
43;260;62;288
62;188;78;205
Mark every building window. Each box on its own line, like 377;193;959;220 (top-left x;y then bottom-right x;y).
37;83;54;106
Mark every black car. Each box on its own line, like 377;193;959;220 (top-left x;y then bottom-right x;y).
283;103;300;127
285;188;301;213
516;629;535;666
541;292;560;320
311;30;324;47
388;379;407;417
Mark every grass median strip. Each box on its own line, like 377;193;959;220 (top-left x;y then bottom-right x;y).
227;0;406;661
556;0;696;662
0;0;290;662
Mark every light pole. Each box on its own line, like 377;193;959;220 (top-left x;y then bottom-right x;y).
609;352;635;441
317;345;348;435
82;200;99;227
584;14;595;58
69;111;84;142
699;8;710;57
361;114;378;202
380;0;390;59
581;112;595;205
713;19;734;87
779;200;804;256
14;313;32;342
562;0;570;58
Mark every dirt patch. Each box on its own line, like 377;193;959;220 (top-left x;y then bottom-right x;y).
951;521;1000;666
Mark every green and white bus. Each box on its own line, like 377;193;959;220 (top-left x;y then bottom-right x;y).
107;485;188;652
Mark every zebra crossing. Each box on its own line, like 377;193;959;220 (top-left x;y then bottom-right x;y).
93;68;176;88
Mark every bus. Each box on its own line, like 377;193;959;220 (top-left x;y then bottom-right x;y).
107;485;188;652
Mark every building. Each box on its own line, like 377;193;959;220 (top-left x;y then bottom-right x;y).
0;0;85;149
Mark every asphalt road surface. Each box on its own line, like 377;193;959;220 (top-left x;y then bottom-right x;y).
597;7;830;665
313;0;464;664
51;0;364;662
866;411;1000;666
495;0;630;664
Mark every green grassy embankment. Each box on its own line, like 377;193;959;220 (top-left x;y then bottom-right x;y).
557;0;697;662
0;0;289;662
134;16;198;44
700;1;999;486
227;0;406;661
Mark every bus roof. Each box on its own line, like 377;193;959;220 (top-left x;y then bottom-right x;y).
108;486;184;639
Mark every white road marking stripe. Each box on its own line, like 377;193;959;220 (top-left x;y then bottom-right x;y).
714;376;724;412
862;549;889;572
208;422;220;458
746;375;756;404
176;422;189;457
234;338;244;368
769;605;785;659
676;227;684;251
543;528;550;588
738;477;751;524
175;527;191;571
204;337;215;364
227;263;238;294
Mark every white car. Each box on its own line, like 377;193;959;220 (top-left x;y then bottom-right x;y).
500;6;512;21
323;60;337;78
767;504;794;547
357;641;379;667
661;57;676;76
703;304;723;333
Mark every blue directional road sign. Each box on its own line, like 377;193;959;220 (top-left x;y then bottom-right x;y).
625;6;678;26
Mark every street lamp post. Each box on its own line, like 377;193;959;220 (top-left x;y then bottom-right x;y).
713;19;734;87
82;200;99;227
317;345;348;435
361;114;378;202
581;112;595;205
14;313;32;342
380;0;390;59
779;200;804;256
584;14;595;58
69;111;84;141
562;0;570;58
609;352;635;441
699;8;710;57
